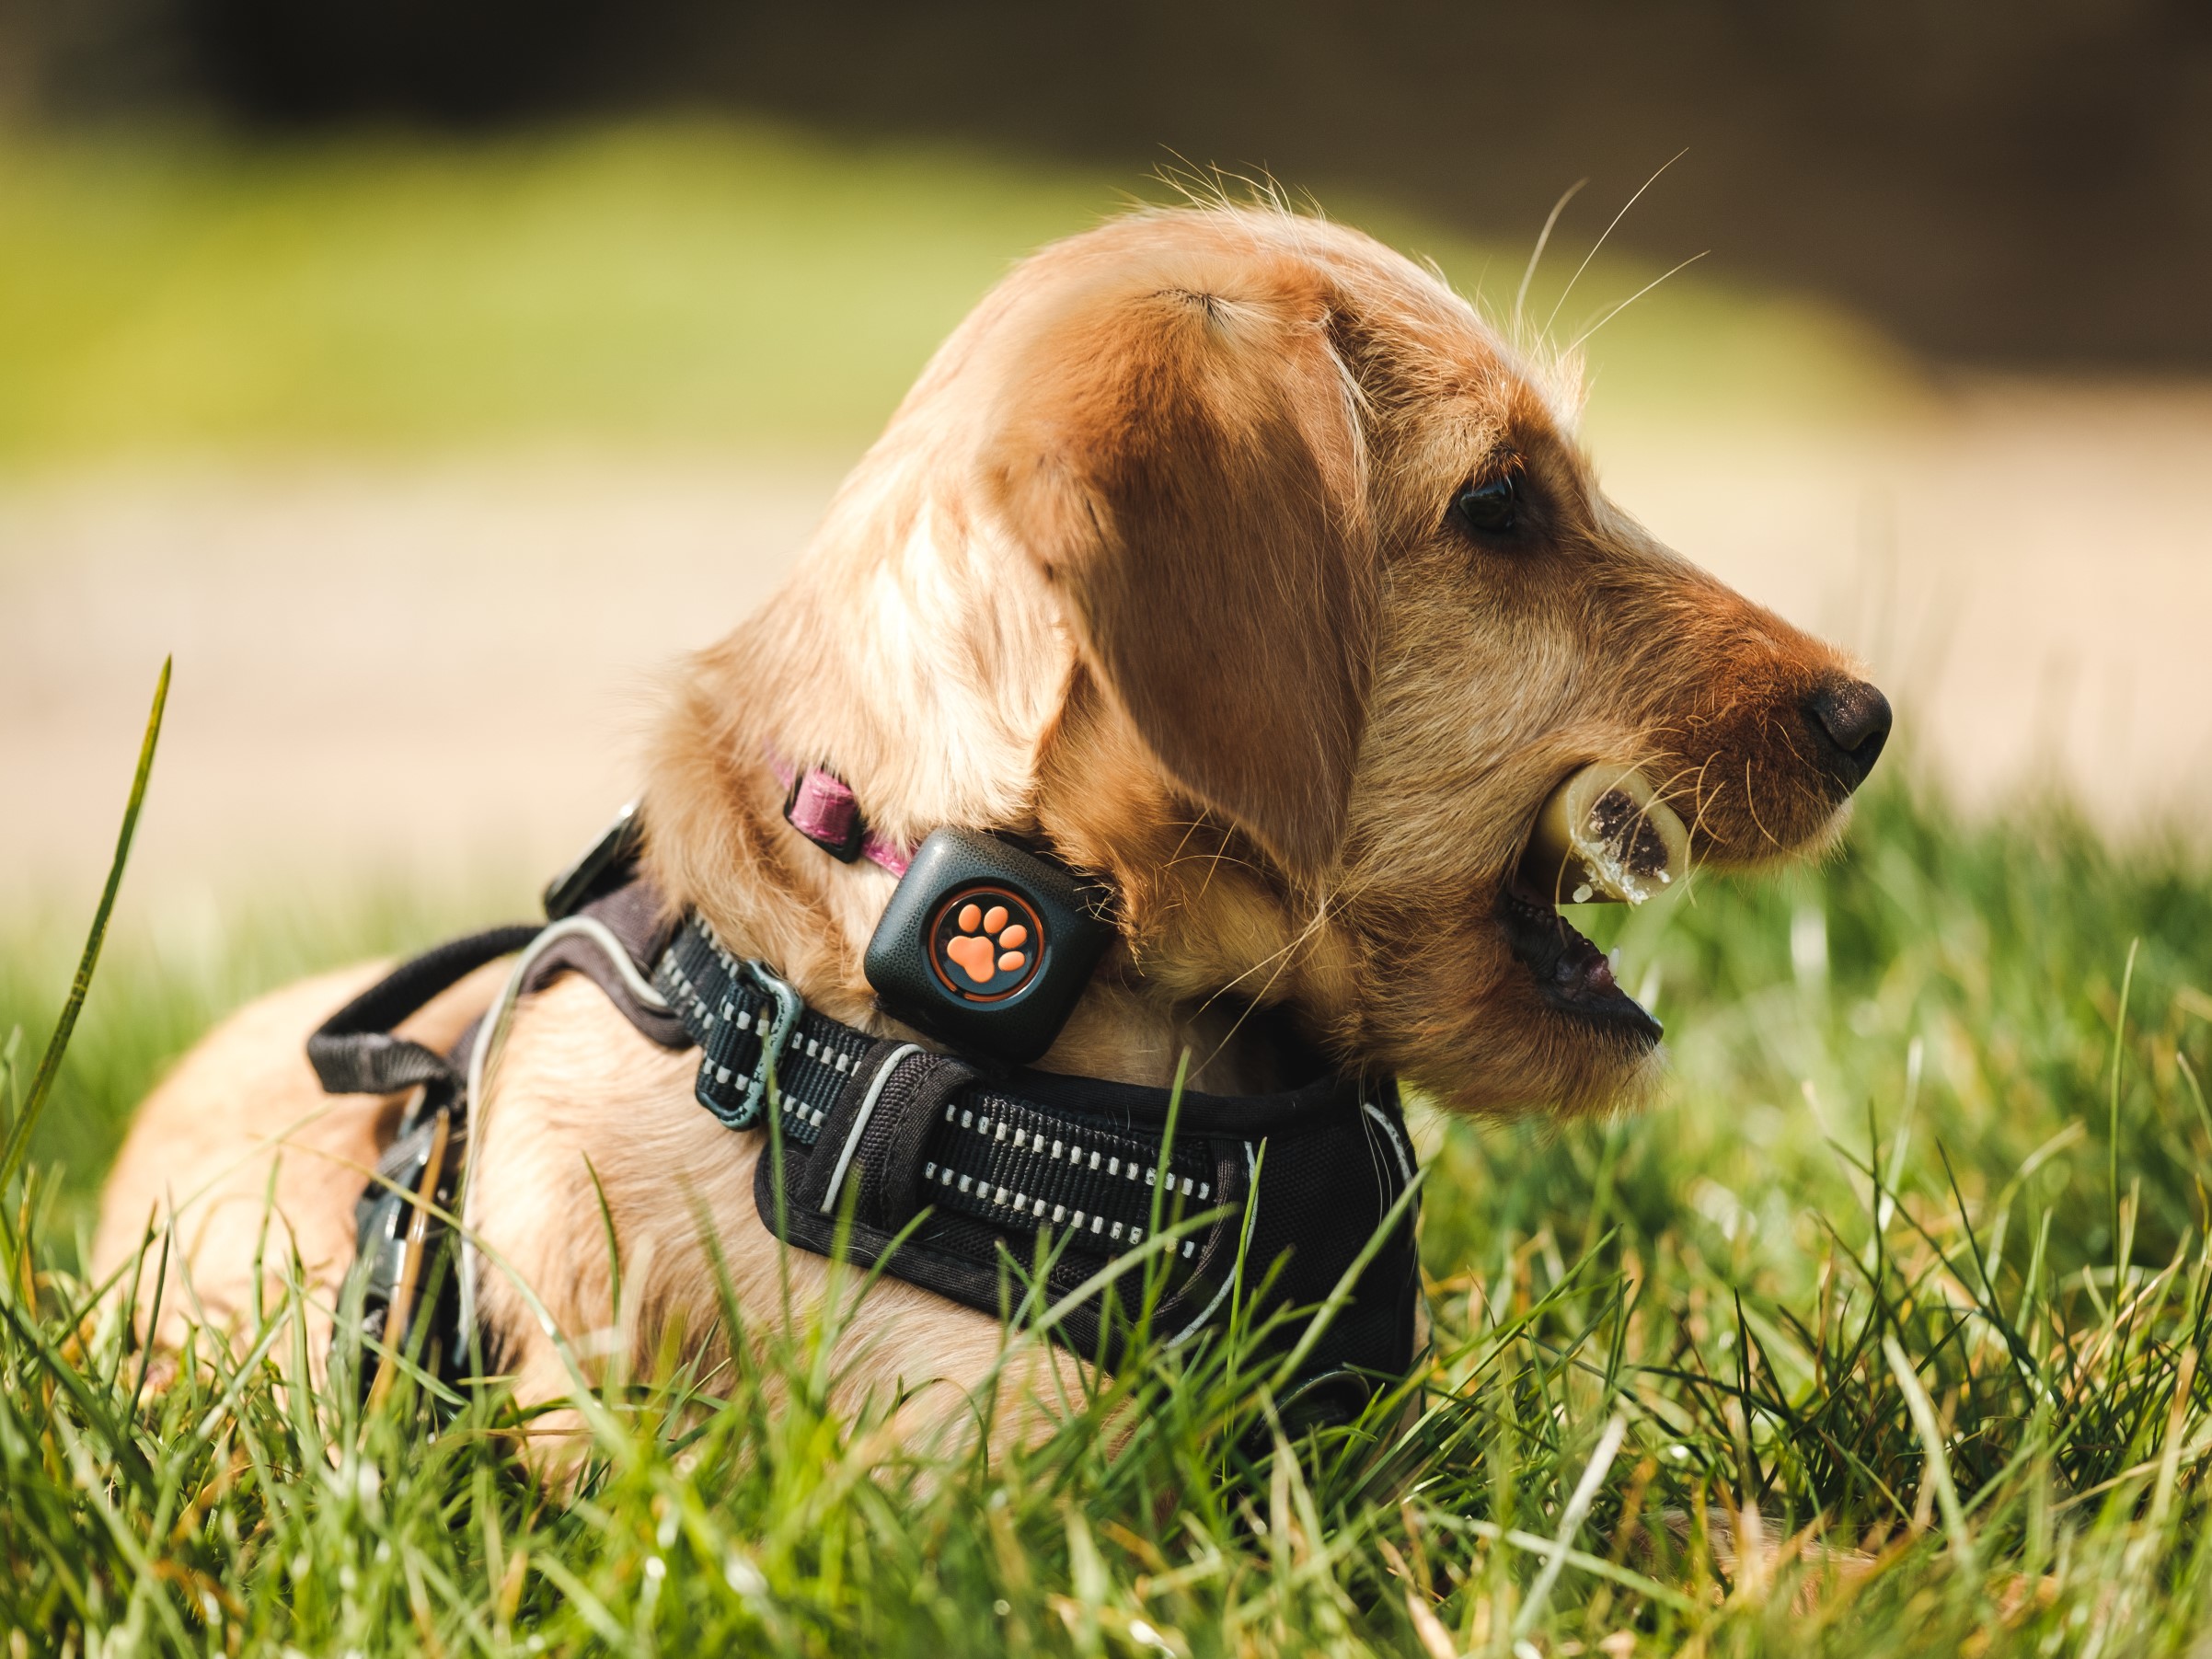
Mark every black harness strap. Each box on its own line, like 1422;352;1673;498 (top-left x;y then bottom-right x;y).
624;902;1417;1387
317;884;1423;1415
310;926;540;1401
307;925;541;1098
521;879;688;1049
653;915;878;1139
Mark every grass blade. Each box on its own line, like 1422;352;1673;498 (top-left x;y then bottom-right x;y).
0;656;169;1192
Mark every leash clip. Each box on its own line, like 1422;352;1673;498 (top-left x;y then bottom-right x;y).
733;959;804;1129
544;799;644;919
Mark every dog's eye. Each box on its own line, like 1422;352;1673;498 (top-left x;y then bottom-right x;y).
1452;475;1518;536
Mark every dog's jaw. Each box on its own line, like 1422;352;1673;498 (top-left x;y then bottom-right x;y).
1494;876;1664;1046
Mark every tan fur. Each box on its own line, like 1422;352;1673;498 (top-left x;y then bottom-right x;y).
96;205;1879;1446
93;959;508;1380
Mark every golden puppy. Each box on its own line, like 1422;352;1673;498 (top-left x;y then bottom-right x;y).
96;203;1889;1441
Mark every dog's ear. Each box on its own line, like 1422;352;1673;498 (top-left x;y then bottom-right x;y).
980;261;1376;878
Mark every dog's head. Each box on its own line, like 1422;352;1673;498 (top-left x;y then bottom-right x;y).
674;205;1888;1118
976;205;1888;1115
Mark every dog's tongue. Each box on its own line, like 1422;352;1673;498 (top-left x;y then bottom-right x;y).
1522;764;1690;905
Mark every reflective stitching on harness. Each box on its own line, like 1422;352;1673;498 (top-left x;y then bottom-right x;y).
1168;1142;1262;1349
1363;1100;1415;1184
457;913;669;1365
818;1043;923;1215
322;839;1422;1437
323;885;1420;1427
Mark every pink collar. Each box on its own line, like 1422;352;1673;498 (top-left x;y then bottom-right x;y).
767;750;914;876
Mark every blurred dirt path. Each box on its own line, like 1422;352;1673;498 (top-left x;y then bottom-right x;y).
0;453;844;916
4;383;2208;919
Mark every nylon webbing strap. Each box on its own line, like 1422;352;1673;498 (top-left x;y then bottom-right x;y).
760;1034;1250;1372
651;917;1234;1271
652;914;877;1141
309;924;543;1096
916;1084;1219;1259
313;891;1424;1421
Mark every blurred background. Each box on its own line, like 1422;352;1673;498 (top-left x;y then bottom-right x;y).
3;0;2208;924
13;13;2212;1617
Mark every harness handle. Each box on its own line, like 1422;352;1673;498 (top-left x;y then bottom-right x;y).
308;925;541;1095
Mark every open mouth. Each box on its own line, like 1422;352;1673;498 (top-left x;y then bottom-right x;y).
1497;763;1689;1048
1496;875;1663;1044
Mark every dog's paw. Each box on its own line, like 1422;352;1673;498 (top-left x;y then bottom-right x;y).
944;900;1029;985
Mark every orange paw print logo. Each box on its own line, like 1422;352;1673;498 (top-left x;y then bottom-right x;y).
929;887;1044;1002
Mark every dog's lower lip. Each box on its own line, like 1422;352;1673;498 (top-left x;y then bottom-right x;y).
1496;878;1664;1044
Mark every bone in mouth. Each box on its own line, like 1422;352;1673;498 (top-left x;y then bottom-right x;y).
1521;764;1690;905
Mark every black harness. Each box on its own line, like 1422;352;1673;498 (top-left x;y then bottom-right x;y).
319;844;1423;1422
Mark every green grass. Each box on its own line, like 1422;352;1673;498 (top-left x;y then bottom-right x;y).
0;120;1917;467
9;767;2212;1654
0;120;2182;1652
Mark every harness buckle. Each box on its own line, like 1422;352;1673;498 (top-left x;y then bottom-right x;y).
544;799;644;919
735;959;804;1128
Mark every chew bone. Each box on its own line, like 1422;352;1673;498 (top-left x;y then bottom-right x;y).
1521;764;1690;905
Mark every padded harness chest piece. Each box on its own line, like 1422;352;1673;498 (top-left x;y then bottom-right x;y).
648;904;1422;1388
317;822;1423;1421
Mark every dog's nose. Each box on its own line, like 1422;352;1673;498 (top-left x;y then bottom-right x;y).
1802;675;1892;786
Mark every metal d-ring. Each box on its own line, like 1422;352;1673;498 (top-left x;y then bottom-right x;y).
733;959;804;1130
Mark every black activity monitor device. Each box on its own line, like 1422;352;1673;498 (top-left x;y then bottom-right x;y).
863;827;1114;1065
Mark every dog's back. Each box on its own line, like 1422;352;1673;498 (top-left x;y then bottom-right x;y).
93;961;501;1369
